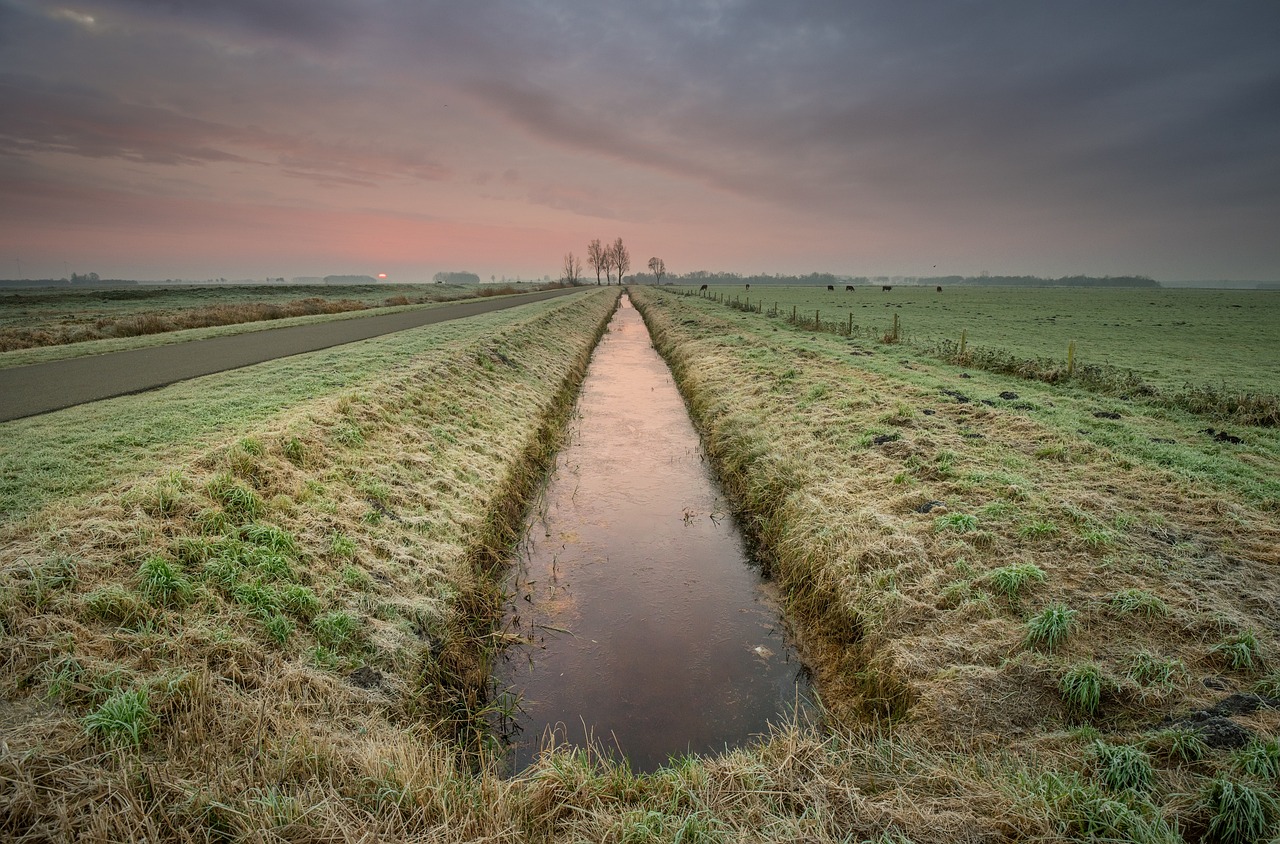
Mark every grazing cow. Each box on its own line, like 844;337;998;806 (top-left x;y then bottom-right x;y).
882;285;893;291
699;284;708;292
827;285;835;291
936;285;943;292
845;285;855;291
745;283;750;290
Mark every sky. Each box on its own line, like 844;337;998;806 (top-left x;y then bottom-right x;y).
1;1;1278;283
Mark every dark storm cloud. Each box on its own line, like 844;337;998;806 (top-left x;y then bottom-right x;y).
2;0;1278;277
0;74;450;184
79;0;364;47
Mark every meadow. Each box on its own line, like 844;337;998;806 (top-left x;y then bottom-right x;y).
1;282;1278;842
683;284;1280;396
0;282;551;366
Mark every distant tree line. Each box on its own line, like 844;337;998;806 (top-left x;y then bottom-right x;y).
918;274;1159;288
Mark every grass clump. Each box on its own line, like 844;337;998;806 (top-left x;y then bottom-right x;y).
278;584;321;620
1211;630;1263;672
206;473;265;520
1092;740;1155;794
1030;770;1179;843
1146;726;1208;764
934;512;978;533
1253;673;1280;697
341;565;373;591
82;585;148;627
1200;777;1278;844
136;555;193;607
313;610;359;649
1233;739;1280;781
1110;588;1170;618
240;523;298;556
83;687;155;749
1126;650;1189;692
1060;662;1105;715
1018;519;1058;539
1026;602;1076;651
983;562;1046;599
330;532;357;559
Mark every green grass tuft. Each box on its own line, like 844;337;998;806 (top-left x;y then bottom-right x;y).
278;584;321;620
1201;777;1277;844
136;555;193;607
1092;740;1155;794
1126;650;1188;692
1026;602;1076;651
1232;739;1280;781
240;523;298;555
1110;589;1169;619
1146;726;1208;764
983;562;1046;599
262;613;295;645
1060;662;1105;715
1254;672;1280;698
84;687;155;748
207;473;265;520
1211;630;1262;672
82;585;148;627
330;533;357;559
282;436;306;465
313;610;358;648
934;512;978;533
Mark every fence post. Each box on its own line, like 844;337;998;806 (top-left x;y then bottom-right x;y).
847;311;853;335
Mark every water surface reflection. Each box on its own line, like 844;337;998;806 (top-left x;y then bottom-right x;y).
496;294;809;773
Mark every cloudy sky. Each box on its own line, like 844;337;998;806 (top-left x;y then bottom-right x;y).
1;1;1277;282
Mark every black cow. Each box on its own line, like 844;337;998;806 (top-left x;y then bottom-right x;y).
827;285;835;291
936;285;943;292
699;284;708;292
745;283;750;290
845;285;855;291
882;285;893;291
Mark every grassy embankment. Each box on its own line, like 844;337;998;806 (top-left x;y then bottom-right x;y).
1;289;622;840
686;285;1280;424
629;285;1279;842
0;283;564;368
4;277;1277;842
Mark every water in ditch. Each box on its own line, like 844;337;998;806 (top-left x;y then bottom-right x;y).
495;293;809;773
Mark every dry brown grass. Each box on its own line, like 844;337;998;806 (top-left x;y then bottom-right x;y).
0;291;621;841
630;285;1280;839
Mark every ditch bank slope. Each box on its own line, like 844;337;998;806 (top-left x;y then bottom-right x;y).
630;285;1280;842
0;290;617;841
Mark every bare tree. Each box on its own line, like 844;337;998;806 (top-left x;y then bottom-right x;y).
610;237;630;285
562;252;583;285
647;257;666;285
586;238;606;285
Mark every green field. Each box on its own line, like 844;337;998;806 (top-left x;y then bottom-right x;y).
684;285;1280;395
0;282;555;367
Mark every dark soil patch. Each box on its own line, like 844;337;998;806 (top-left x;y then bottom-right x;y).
1201;427;1244;444
941;389;971;404
1154;692;1279;749
348;665;384;689
915;500;945;514
873;434;900;445
1093;411;1122;419
998;391;1019;400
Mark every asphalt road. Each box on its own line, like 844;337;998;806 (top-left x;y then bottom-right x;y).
0;287;585;423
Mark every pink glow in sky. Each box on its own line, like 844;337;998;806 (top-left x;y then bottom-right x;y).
1;1;1278;282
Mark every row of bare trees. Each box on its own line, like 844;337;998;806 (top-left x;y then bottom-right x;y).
562;237;665;285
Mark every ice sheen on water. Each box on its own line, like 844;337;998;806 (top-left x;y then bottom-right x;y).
496;294;808;773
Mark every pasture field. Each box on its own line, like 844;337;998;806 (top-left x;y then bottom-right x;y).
684;284;1280;396
2;280;1277;843
0;282;550;367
